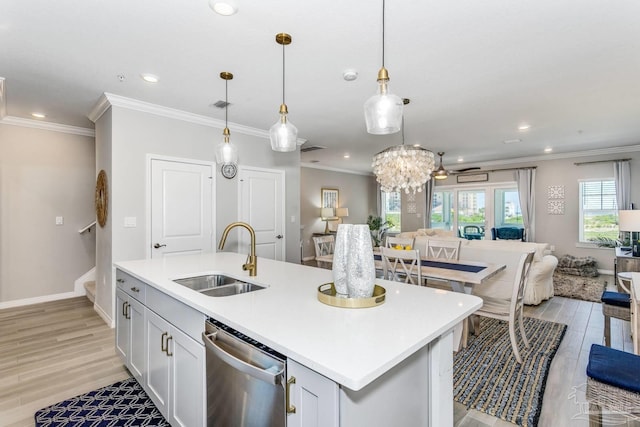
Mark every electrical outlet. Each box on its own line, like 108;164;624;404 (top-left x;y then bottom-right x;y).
55;216;63;225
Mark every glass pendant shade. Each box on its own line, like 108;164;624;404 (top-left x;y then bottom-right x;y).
433;152;448;180
364;71;403;135
215;128;238;164
372;145;435;194
270;104;298;152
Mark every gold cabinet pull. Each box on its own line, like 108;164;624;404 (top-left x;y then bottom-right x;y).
166;335;173;357
286;376;296;414
161;331;168;353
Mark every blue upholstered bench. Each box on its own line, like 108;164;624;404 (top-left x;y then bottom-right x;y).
601;291;631;347
586;344;640;423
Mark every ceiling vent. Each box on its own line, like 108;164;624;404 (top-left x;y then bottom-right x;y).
212;100;230;109
300;145;327;153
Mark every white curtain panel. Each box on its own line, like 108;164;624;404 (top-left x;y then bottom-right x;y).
424;178;434;229
614;160;631;210
515;168;536;242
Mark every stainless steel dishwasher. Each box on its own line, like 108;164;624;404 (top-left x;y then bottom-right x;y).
203;318;287;427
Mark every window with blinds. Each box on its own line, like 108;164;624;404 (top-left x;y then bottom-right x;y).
579;179;618;242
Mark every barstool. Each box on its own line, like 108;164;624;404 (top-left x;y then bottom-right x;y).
602;291;631;347
586;344;640;424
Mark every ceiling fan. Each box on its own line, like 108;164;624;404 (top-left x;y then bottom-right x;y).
433;152;481;179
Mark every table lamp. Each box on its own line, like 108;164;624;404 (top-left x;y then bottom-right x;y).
321;207;335;234
619;210;640;257
335;207;349;224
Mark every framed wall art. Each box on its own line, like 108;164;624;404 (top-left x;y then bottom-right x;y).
321;188;339;209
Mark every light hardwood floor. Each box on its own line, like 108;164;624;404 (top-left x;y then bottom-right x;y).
0;297;129;427
455;293;640;427
1;293;639;427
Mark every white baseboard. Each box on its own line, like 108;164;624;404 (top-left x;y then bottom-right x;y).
93;301;114;328
599;269;614;276
0;291;85;310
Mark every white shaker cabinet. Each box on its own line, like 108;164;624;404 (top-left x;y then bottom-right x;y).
145;302;205;427
286;359;339;427
115;279;146;383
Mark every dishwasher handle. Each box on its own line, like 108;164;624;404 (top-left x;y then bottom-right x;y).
202;330;284;385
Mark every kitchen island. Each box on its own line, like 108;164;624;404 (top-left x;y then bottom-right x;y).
115;252;482;426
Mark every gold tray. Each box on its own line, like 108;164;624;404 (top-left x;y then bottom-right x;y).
317;283;386;308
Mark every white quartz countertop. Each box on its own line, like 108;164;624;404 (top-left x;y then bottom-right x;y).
115;252;482;391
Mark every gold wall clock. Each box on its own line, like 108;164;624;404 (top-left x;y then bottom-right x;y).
95;170;109;227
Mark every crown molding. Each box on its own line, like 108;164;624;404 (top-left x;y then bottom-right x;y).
88;92;306;146
301;162;373;176
0;78;6;120
446;144;640;170
0;116;95;137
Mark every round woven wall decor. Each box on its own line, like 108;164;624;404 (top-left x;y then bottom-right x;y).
95;170;108;227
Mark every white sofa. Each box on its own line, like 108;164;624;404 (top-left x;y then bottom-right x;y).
397;229;558;305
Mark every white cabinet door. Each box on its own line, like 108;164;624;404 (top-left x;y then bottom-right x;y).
286;359;339;427
128;297;146;383
169;326;205;427
115;289;129;363
146;309;171;419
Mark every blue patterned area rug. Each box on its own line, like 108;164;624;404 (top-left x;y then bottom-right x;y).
454;317;567;427
34;377;169;426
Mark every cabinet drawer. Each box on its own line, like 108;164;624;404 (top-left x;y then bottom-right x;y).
146;286;205;341
116;270;147;303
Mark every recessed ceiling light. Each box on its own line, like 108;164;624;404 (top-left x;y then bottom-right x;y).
518;124;531;131
503;138;522;144
457;157;464;162
413;144;421;147
141;74;159;83
544;147;553;153
209;0;238;15
342;69;358;81
343;154;350;159
31;112;46;118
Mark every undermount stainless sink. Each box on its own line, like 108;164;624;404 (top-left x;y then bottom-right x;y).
173;274;265;297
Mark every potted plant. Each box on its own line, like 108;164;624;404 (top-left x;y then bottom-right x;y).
367;215;394;247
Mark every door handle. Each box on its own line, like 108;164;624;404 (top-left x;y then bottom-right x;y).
276;235;283;239
286;376;296;414
161;331;168;353
153;243;166;249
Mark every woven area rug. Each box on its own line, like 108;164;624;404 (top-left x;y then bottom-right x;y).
34;377;169;426
454;317;567;427
553;272;610;302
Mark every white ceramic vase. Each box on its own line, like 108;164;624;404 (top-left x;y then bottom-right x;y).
332;224;352;296
346;224;376;298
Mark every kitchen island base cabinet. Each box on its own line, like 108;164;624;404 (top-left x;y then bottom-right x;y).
145;309;205;427
288;332;454;427
115;288;145;383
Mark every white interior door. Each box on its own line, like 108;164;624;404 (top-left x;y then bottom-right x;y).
150;158;214;258
238;167;285;261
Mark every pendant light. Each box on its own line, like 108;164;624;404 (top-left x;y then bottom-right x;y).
433;152;449;180
372;99;435;194
364;0;403;135
215;72;238;165
270;33;298;152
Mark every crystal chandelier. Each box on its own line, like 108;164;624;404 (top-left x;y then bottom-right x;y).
364;0;403;135
270;33;298;152
215;72;238;165
372;102;435;194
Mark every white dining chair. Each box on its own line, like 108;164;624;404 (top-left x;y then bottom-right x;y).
471;250;535;363
427;239;461;260
380;247;422;285
312;235;335;269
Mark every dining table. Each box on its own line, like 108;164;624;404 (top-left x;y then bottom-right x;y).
317;249;507;349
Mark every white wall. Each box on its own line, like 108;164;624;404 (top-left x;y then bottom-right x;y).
300;167;377;259
0;123;95;304
95;103;300;323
